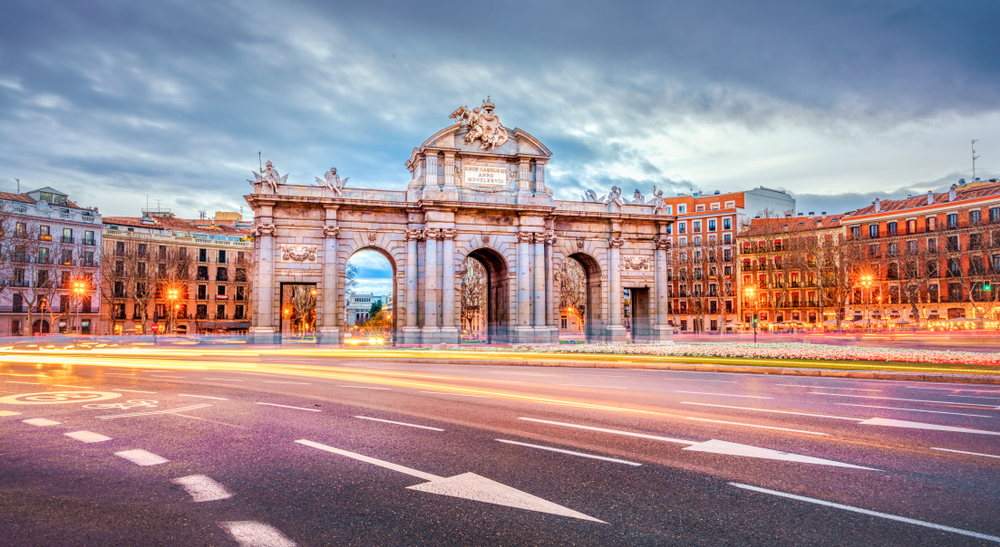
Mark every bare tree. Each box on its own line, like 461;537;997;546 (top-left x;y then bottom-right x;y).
558;259;587;318
460;258;487;338
100;240;141;335
951;238;1000;325
0;201;15;305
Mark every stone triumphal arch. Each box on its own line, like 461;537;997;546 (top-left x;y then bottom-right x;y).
246;99;675;345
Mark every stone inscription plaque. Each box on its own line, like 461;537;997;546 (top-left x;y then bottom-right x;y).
464;164;507;187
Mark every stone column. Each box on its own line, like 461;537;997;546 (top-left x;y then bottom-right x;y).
249;221;276;344
653;238;673;342
533;235;545;335
515;231;534;343
402;229;422;345
318;223;340;344
544;232;557;343
422;228;440;343
607;236;627;342
440;228;458;343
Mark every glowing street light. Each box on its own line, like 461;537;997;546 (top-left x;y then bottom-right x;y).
72;279;87;335
166;287;180;334
743;285;758;344
860;273;874;332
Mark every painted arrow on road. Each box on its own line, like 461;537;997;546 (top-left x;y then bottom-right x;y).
295;439;605;523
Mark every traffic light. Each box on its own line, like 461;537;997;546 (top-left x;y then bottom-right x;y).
985;282;992;292
753;313;759;324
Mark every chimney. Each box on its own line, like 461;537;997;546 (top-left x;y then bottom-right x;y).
927;190;933;205
874;198;881;213
821;211;826;215
808;211;815;216
949;185;957;202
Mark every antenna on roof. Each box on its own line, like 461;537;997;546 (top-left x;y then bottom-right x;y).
972;139;981;180
14;178;19;193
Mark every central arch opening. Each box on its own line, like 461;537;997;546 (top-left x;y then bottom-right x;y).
461;248;510;344
560;253;602;342
344;248;396;345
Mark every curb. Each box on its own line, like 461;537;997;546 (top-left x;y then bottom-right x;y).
361;357;1000;385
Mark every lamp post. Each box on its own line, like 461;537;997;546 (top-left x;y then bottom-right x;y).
72;280;87;336
860;274;873;333
166;287;179;335
744;285;757;344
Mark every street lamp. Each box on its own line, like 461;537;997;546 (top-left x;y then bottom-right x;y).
743;285;757;344
71;280;87;336
166;287;179;335
860;274;874;333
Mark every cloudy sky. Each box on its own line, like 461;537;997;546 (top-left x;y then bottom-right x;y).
2;0;998;222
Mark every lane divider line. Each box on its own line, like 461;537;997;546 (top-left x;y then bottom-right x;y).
685;417;828;436
113;389;157;394
172;475;233;502
256;402;321;412
6;381;42;385
179;394;229;401
679;401;860;421
808;392;995;409
519;417;695;444
496;439;642;466
65;431;112;443
52;384;89;388
353;416;444;431
675;391;772;399
0;410;22;416
729;482;1000;543
219;521;297;547
834;403;992;418
557;384;628;389
23;418;60;426
115;449;169;466
336;385;390;391
775;384;881;392
97;404;211;420
263;381;310;385
931;447;1000;459
419;391;489;399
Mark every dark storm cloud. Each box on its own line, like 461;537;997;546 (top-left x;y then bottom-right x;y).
0;0;997;216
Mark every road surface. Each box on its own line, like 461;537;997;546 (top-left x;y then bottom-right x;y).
2;351;999;546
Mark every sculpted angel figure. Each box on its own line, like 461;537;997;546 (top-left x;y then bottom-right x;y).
650;185;667;214
315;167;348;196
633;189;644;204
248;160;287;193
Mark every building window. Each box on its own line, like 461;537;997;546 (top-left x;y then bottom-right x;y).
236;286;246;301
217;285;227;299
217;304;226;319
693;221;701;233
723;234;732;244
708;219;716;231
159;245;167;260
947;213;958;229
137;243;147;257
199;248;208;262
991;207;1000;223
197;265;208;280
906;219;916;234
196;304;208;319
39;225;50;239
216;267;228;281
723;217;732;230
197;285;207;299
62;228;73;243
218;250;227;263
887;222;897;236
678;205;686;214
678;222;686;234
235;305;245;320
850;226;860;239
971;210;982;225
869;224;878;238
695;204;705;212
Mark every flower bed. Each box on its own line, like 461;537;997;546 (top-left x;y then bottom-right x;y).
445;342;1000;367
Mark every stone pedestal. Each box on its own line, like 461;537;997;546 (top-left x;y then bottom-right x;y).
652;325;675;343
249;326;277;345
317;326;341;345
605;325;628;343
401;326;422;346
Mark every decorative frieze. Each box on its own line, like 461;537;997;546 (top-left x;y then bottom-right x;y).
622;255;651;273
280;244;317;262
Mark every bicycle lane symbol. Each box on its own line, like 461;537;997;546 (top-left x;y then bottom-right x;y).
0;391;123;405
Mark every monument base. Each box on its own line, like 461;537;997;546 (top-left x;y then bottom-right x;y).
652;325;675;343
316;326;341;346
605;325;628;344
249;327;277;345
439;327;460;345
401;326;423;346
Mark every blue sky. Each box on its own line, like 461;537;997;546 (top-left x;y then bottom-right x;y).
348;250;392;297
1;1;997;218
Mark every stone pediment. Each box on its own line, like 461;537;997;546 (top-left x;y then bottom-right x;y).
417;124;551;158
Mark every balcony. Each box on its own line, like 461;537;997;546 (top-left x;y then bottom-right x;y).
61;236;74;244
83;238;96;246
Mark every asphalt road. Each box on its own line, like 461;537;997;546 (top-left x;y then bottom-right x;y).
2;351;1000;546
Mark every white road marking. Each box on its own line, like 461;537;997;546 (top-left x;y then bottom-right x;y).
834;403;992;418
419;391;489;398
262;381;310;385
570;374;628;378
151;375;184;379
947;394;1000;400
906;386;1000;393
675;391;772;399
354;416;444;431
336;385;390;391
557;384;628;389
519;417;695;444
179;394;228;401
113;389;157;393
97;404;212;420
776;384;881;392
172;474;233;502
680;401;860;421
809;392;993;408
104;373;137;377
219;521;297;547
931;447;1000;459
295;439;604;523
256;402;321;412
0;410;22;416
23;418;60;426
6;380;42;385
53;384;89;388
859;417;1000;436
205;378;243;381
685;417;829;436
730;482;1000;543
115;449;169;466
496;439;642;466
685;441;874;469
0;373;47;377
65;430;111;443
668;378;736;384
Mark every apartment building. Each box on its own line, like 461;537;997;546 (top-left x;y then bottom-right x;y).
662;187;795;332
0;187;102;336
737;213;846;327
100;210;252;335
841;180;1000;324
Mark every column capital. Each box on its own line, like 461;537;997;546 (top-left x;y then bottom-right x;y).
656;238;671;250
422;228;442;240
405;229;423;241
253;223;276;237
609;237;625;248
517;231;535;244
323;225;340;238
441;228;458;240
544;232;557;245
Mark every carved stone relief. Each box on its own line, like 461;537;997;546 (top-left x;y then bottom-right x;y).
280;245;317;262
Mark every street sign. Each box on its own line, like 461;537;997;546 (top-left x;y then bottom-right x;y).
151;323;160;333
